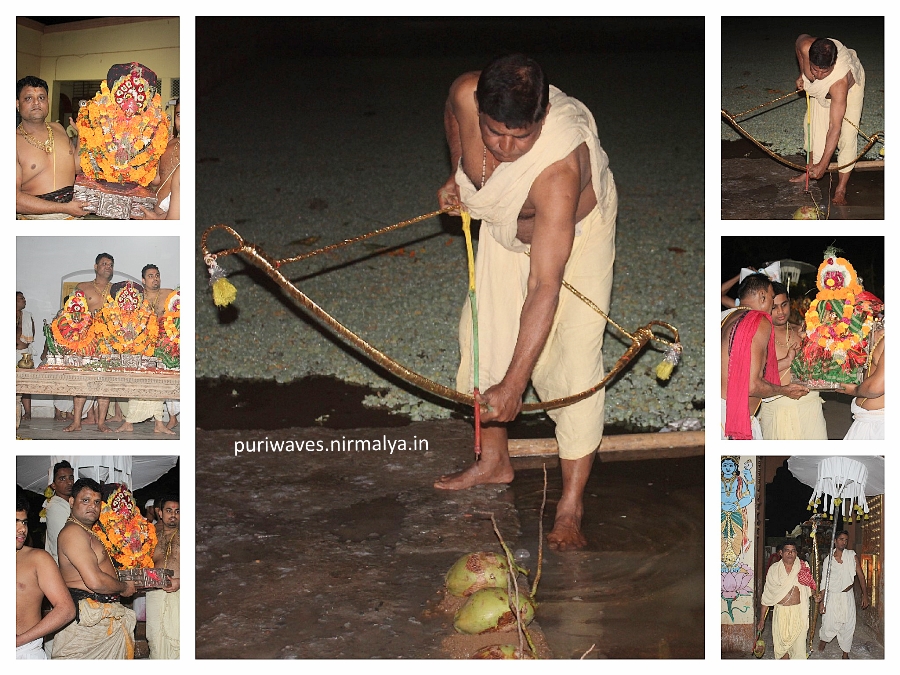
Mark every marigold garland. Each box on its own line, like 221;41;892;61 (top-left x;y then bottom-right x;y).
92;485;157;569
75;80;169;186
50;290;97;355
792;249;876;383
94;283;159;356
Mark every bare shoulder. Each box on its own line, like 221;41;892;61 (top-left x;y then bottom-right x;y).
533;144;587;194
29;547;57;569
796;34;814;50
450;71;479;96
49;121;68;135
449;71;480;109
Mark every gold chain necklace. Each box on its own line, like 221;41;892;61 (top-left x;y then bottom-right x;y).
92;280;112;302
480;145;496;189
147;289;162;313
163;529;178;570
775;323;792;348
67;516;116;569
18;122;53;154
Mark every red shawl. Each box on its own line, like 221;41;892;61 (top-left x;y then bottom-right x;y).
726;309;780;439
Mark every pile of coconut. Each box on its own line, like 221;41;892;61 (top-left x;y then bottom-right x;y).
437;550;543;659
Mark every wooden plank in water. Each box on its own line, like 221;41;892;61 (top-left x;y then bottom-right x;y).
508;431;704;461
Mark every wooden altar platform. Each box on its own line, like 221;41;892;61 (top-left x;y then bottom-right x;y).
16;368;179;398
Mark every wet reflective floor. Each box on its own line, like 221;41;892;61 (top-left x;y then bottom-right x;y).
721;140;884;220
195;419;703;659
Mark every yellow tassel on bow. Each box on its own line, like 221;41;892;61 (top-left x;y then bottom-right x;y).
212;277;237;307
655;359;674;381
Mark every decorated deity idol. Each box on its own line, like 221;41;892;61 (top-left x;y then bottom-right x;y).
72;62;169;218
93;484;157;569
155;288;180;369
791;247;881;386
50;290;97;356
94;281;159;360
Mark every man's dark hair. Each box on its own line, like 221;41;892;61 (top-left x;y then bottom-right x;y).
17;76;49;99
771;281;789;299
71;477;102;501
16;291;24;297
142;264;160;279
476;54;550;129
17;494;30;514
157;494;180;511
781;538;799;552
737;273;773;302
837;529;850;538
809;38;838;69
53;460;73;481
95;253;114;265
173;98;179;137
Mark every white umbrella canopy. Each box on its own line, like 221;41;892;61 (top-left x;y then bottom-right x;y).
788;456;884;518
16;455;178;494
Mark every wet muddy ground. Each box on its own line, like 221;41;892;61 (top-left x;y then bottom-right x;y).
721;140;884;220
195;420;704;659
724;608;884;659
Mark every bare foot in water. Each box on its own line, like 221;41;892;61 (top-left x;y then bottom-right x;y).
789;173;808;183
547;504;587;551
434;458;514;490
833;189;848;205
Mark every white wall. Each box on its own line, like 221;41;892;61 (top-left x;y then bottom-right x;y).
17;236;179;413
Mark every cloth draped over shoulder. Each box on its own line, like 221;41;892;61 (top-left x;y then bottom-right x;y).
456;85;612;251
453;86;616;460
803;39;864;107
762;559;816;608
724;309;780;440
762;559;816;659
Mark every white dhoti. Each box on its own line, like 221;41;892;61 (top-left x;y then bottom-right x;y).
720;399;763;439
166;399;180;417
843;400;884;439
121;398;164;423
146;589;180;659
758;391;828;439
456;86;616;460
761;559;815;659
772;603;809;659
16;637;47;659
52;598;136;659
820;550;858;652
803;39;866;173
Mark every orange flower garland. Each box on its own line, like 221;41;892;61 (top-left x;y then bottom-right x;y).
94;283;159;356
50;290;97;355
75;80;169;186
92;485;156;569
162;289;180;348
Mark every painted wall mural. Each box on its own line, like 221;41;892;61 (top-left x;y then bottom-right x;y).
721;455;756;624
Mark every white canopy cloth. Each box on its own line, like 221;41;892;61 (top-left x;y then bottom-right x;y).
16;455;177;493
788;456;884;518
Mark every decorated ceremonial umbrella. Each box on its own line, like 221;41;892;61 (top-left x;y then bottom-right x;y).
778;259;816;294
787;456;884;654
16;455;178;494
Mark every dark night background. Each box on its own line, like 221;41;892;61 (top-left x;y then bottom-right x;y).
722;236;884;303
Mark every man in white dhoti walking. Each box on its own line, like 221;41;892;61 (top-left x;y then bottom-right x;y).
818;531;869;658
